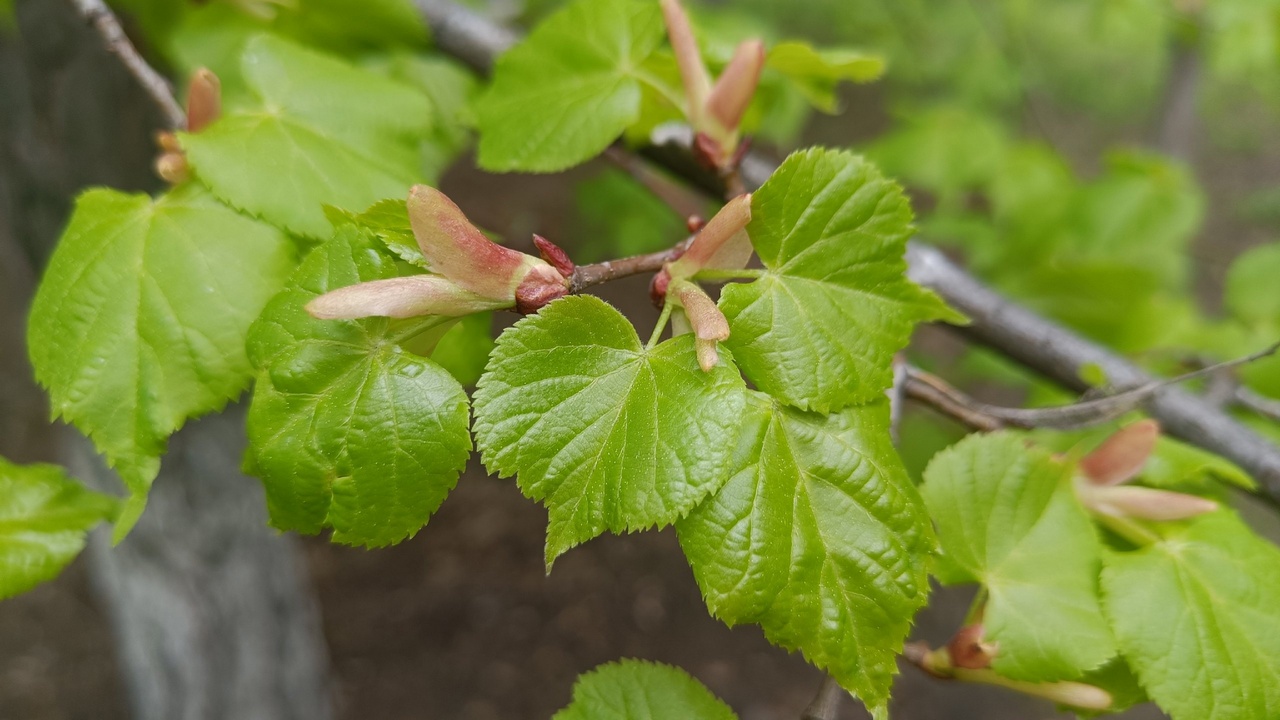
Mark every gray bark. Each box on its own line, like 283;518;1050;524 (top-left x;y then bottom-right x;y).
2;1;333;717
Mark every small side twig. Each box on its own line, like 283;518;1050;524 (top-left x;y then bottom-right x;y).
903;342;1280;433
1237;387;1280;423
568;238;692;293
70;0;186;130
603;145;708;220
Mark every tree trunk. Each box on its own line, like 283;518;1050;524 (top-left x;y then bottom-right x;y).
1;2;334;718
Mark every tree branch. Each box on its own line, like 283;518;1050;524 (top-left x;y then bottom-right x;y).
69;0;186;130
568;239;691;293
800;674;845;720
904;344;1280;433
420;0;1280;501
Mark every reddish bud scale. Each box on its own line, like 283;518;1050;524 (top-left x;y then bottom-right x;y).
1080;420;1160;486
706;39;766;132
514;265;570;315
947;624;996;670
650;269;672;309
186;68;222;133
408;185;537;300
533;234;575;277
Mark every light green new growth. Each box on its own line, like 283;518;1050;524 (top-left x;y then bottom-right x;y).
677;394;932;711
922;433;1116;682
244;225;470;547
552;659;738;720
27;185;295;539
721;147;961;413
475;0;665;172
1103;512;1280;720
182;34;433;238
472;295;746;567
766;42;886;112
0;457;118;600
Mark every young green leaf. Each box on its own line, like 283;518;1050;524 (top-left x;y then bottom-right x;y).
552;660;737;720
28;185;295;538
0;458;118;600
1102;512;1280;720
429;312;495;387
472;295;746;567
182;34;432;238
475;0;665;172
921;433;1116;682
1225;242;1280;327
721;148;960;412
245;226;470;547
766;41;885;112
677;394;931;711
327;199;424;268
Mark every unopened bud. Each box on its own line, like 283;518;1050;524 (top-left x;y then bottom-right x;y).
947;624;997;670
668;194;753;279
1080;420;1159;486
186;68;222;133
305;275;503;320
1080;483;1218;522
514;264;571;315
533;234;575;277
407;185;563;302
660;0;711;122
686;215;706;233
650;268;672;308
670;280;729;371
706;39;766;134
155;152;189;184
156;131;182;154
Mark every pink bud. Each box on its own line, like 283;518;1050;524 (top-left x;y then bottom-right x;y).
670;280;729;371
514;264;571;315
947;624;997;670
533;234;575;277
1080;420;1160;486
671;281;729;342
650;268;672;308
706;39;766;134
186;68;222;133
407;186;545;301
660;0;711;122
695;338;719;371
305;275;503;320
668;194;753;279
1085;485;1219;522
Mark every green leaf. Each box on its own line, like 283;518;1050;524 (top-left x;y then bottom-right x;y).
472;295;746;567
475;0;665;172
677;394;932;710
867;106;1010;203
28;185;295;538
1102;512;1280;720
245;226;471;547
721;148;960;412
429;312;495;387
327;199;424;267
1143;437;1256;492
766;41;885;113
376;54;480;183
1226;242;1280;327
921;433;1116;682
182;34;432;238
552;660;738;720
0;458;118;600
